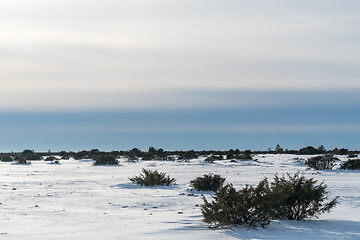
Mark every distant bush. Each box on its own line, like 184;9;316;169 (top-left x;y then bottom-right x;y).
270;173;338;220
226;152;252;160
202;180;272;229
227;150;253;160
331;148;348;155
21;149;34;156
298;146;322;155
1;155;13;162
178;150;198;160
190;174;225;191
14;155;28;164
73;151;89;160
205;155;223;163
93;155;119;166
166;156;176;161
129;168;176;186
45;156;60;164
44;156;57;161
347;154;358;158
306;154;337;170
235;153;253;160
127;155;138;162
340;159;360;170
226;153;235;159
275;144;284;153
142;152;155;160
293;157;306;165
27;154;41;161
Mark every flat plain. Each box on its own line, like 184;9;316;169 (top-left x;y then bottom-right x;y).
1;154;359;240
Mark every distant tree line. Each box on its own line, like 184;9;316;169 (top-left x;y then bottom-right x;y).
0;145;357;163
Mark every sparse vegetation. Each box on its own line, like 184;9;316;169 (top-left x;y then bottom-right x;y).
93;155;119;166
202;173;338;228
190;174;225;191
299;146;323;155
340;159;360;170
14;155;29;164
235;152;253;160
44;156;60;164
129;168;176;186
202;179;272;229
226;153;235;159
205;155;223;163
1;155;13;162
27;154;42;160
306;154;337;170
44;156;57;161
270;172;338;220
0;145;357;164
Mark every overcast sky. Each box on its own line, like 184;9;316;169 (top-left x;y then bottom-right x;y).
1;0;360;110
1;1;359;151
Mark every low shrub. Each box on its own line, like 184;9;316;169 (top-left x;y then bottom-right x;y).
27;154;42;161
93;155;119;166
1;155;13;162
270;172;338;220
299;146;322;155
205;155;223;163
293;157;306;165
340;159;360;170
142;152;155;160
202;179;272;229
226;153;235;159
201;172;338;228
190;174;225;191
233;150;253;160
235;154;253;160
44;156;57;161
129;168;176;186
227;152;253;160
127;155;138;162
14;155;28;164
45;156;60;164
306;154;337;170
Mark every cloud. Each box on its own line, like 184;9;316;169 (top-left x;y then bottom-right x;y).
0;0;360;110
15;124;360;134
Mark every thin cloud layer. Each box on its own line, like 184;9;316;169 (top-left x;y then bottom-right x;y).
0;0;359;110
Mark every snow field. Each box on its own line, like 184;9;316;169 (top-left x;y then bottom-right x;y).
0;154;359;239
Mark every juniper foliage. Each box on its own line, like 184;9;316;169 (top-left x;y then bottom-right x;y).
201;173;339;228
129;168;176;186
306;154;337;170
201;179;273;229
340;159;360;170
190;174;225;191
270;172;338;220
93;155;119;166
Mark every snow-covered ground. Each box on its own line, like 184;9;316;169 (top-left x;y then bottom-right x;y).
0;154;359;239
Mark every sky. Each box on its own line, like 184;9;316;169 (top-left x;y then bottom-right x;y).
0;0;359;151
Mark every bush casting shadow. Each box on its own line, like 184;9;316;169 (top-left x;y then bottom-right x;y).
93;155;119;166
202;172;338;229
190;174;225;192
129;168;176;186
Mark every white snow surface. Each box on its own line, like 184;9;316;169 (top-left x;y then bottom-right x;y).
1;154;359;240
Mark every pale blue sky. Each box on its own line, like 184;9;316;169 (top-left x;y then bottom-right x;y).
0;90;359;152
0;1;359;151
